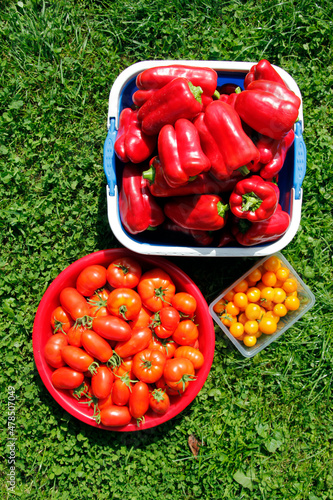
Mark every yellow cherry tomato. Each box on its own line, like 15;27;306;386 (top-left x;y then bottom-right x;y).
265;310;281;323
263;256;281;272
243;335;257;347
238;312;248;325
275;267;290;282
273;303;288;317
261;271;277;287
247;268;262;284
272;287;287;304
246;287;261;303
244;320;259;335
223;290;235;302
229;322;245;338
282;278;298;293
213;299;227;315
233;279;249;293
260;287;275;302
245;303;262;320
226;301;240;317
233;292;248;310
258;317;277;335
220;313;237;327
284;295;300;311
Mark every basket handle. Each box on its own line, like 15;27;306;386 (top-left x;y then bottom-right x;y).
103;118;117;196
293;121;307;200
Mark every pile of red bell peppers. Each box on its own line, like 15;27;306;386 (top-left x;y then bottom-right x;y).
114;60;300;247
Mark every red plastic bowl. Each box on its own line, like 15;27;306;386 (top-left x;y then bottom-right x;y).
33;249;215;431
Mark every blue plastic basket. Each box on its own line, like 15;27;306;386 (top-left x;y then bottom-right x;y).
103;60;306;257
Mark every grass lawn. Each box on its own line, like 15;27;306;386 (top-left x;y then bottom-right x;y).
0;0;332;498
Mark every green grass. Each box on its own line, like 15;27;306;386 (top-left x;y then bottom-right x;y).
1;0;332;498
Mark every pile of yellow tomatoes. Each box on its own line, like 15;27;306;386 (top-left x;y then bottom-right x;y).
213;255;301;347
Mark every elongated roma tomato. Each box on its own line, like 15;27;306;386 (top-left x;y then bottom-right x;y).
112;375;132;406
81;330;113;363
149;388;170;415
114;327;152;359
174;346;204;370
128;306;151;329
67;324;88;347
137;268;176;312
129;381;150;423
59;287;90;321
106;257;142;289
51;367;84;390
44;333;68;368
91;365;114;400
76;265;107;296
99;405;132;427
60;346;96;373
92;315;132;342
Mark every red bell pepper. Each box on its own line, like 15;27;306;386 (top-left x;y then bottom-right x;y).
143;157;242;197
137;77;203;136
164;194;229;231
229;175;279;222
194;101;260;179
255;134;281;165
231;205;290;246
259;129;295;180
119;163;165;234
244;59;286;89
234;89;299;140
157;118;211;188
246;80;301;109
132;89;157;107
136;64;218;96
163;220;214;246
114;108;157;164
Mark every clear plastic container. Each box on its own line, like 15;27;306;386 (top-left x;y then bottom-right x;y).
209;252;315;357
103;60;307;257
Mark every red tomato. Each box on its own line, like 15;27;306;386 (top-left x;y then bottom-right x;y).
59;287;91;321
164;357;196;393
147;337;178;359
76;265;107;296
149;388;170;415
60;346;96;373
92;315;132;342
99;405;132;427
151;306;180;338
174;346;204;370
97;393;113;411
67;324;87;347
115;327;152;359
112;375;132;406
81;330;113;363
128;306;151;329
106;257;142;289
91;365;114;400
113;360;134;380
132;349;166;384
107;288;142;321
172;320;199;346
155;375;182;396
129;381;150;423
171;292;197;317
69;380;91;401
88;289;110;318
137;268;176;312
50;306;73;334
51;367;84;390
44;333;68;368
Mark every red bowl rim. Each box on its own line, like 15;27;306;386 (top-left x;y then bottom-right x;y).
33;248;215;432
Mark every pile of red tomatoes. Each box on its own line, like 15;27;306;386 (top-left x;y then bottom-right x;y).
44;256;205;427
